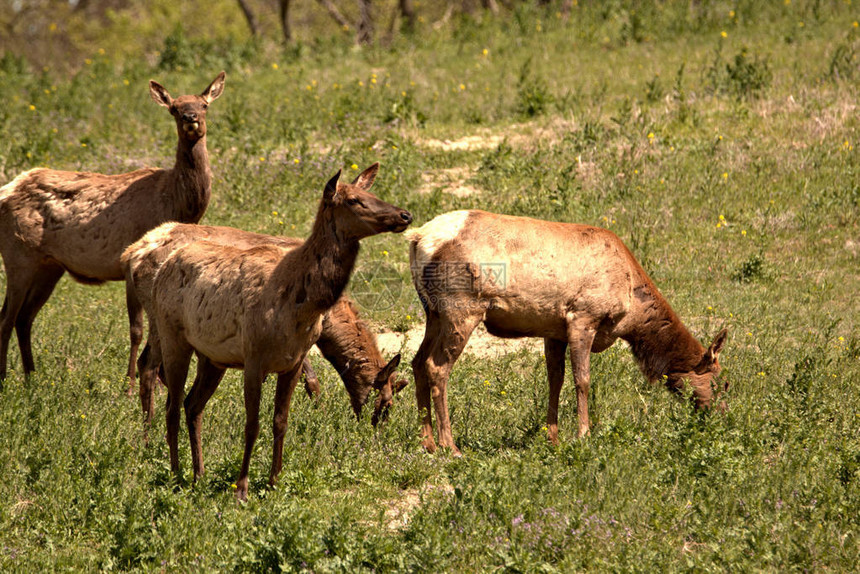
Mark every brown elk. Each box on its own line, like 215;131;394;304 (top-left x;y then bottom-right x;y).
407;209;728;455
0;72;226;385
150;164;412;500
120;222;408;432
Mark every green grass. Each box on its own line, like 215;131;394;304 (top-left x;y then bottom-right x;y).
1;2;859;571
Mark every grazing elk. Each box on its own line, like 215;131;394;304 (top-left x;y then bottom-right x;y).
150;164;412;500
407;209;728;455
0;72;226;385
120;222;408;431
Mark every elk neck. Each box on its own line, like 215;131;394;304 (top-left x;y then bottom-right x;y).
288;201;361;311
169;134;212;223
624;290;704;381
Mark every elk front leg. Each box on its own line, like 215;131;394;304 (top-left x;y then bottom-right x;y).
235;362;266;502
184;355;227;482
161;340;193;479
269;361;303;488
544;337;568;445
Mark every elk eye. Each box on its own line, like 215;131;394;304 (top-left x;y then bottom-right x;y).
346;198;363;207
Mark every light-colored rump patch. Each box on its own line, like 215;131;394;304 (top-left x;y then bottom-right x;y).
405;210;472;271
120;221;181;270
0;169;39;204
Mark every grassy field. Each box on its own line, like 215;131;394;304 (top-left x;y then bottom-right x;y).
1;2;858;571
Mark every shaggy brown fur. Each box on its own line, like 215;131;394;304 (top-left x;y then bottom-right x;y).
407;209;727;455
150;164;412;500
0;72;226;384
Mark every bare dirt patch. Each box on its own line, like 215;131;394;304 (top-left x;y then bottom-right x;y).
415;118;579;153
418;166;480;197
376;323;543;359
383;481;454;531
419;133;505;152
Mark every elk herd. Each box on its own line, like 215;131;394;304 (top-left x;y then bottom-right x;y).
0;72;728;500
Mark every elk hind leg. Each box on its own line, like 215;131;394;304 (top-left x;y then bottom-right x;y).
14;265;64;376
412;314;442;453
412;311;481;455
137;320;164;434
125;283;144;393
566;319;597;438
1;262;47;381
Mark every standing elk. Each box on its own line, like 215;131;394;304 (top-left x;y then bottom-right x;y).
121;222;408;433
0;72;226;385
407;209;728;455
150;164;412;500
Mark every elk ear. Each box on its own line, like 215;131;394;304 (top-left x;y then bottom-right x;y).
375;354;401;387
351;162;379;191
201;71;226;103
149;80;173;108
393;378;409;394
703;328;728;365
324;169;342;201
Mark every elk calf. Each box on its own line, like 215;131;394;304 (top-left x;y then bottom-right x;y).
0;72;226;384
151;164;412;500
121;222;407;431
407;210;728;455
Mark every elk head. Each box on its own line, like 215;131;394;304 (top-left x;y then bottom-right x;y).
665;328;729;410
150;71;226;142
323;164;413;240
370;354;409;427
